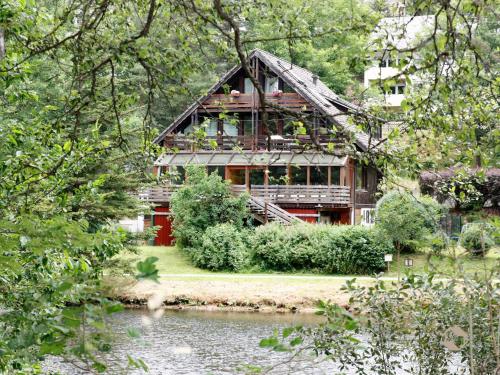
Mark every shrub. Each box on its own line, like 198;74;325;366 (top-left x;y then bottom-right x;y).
375;191;445;253
251;223;392;274
460;223;495;256
191;223;249;271
170;165;250;248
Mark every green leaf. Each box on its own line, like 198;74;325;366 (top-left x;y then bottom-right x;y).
290;337;303;347
136;256;160;283
63;141;72;152
259;337;279;348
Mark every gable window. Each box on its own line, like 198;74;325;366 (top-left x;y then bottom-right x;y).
265;76;279;93
244;78;255;93
361;208;375;226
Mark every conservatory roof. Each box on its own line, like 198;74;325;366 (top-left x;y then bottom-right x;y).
155;152;347;167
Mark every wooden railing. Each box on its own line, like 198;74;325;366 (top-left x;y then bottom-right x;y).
201;93;311;112
140;184;351;205
163;134;344;152
138;185;180;203
232;185;351;205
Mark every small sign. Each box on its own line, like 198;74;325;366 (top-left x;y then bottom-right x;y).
404;258;414;267
384;254;393;262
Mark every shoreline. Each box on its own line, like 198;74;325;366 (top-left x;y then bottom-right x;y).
103;276;353;314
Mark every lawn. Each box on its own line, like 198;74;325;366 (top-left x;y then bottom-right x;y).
126;245;499;280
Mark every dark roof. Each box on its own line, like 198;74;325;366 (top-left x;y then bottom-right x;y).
154;49;371;150
420;168;500;181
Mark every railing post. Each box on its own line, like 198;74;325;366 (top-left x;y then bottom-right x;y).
264;201;268;223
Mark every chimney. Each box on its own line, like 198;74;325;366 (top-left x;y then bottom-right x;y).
312;74;318;85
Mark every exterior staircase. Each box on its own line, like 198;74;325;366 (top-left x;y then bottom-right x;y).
247;196;302;225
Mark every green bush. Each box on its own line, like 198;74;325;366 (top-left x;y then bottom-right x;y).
251;223;392;274
460;223;495;256
191;223;249;271
375;191;445;253
170;165;249;248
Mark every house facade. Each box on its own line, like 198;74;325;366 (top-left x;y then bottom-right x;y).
147;49;380;245
364;14;435;110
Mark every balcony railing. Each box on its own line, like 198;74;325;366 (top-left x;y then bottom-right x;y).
200;93;311;112
232;185;351;205
163;134;344;152
140;184;351;206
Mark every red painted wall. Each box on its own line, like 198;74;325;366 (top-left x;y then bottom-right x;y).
285;208;318;223
154;207;174;246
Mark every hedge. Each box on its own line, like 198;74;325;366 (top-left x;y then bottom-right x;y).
251;223;393;274
190;223;249;271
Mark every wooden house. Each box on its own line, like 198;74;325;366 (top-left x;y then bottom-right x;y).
146;49;381;245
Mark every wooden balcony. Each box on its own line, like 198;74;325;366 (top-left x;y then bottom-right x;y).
163;134;344;152
232;185;351;206
140;184;351;206
200;93;312;112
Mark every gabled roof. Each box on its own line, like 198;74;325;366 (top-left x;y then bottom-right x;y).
154;49;371;150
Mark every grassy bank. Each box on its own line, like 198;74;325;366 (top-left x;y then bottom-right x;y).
105;245;498;313
126;245;499;279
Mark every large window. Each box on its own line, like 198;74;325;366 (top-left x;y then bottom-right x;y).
228;168;245;185
207;166;225;177
268;166;288;185
223;120;238;136
244;78;254;93
168;166;185;184
249;169;265;186
291;166;307;185
201;118;218;136
331;167;340;185
310;166;329;185
241;116;253;136
265;76;279;93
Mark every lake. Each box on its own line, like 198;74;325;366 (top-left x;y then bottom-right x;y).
45;308;337;374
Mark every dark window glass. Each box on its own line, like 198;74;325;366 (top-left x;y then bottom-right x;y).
268;166;288;185
229;168;245;185
331;167;340;185
169;166;185;184
249;169;265;186
291;166;308;185
310;166;329;185
207;166;225;178
356;166;368;190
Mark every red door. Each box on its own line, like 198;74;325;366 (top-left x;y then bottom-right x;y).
154;207;174;246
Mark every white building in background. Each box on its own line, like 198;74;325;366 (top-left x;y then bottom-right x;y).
364;13;435;109
118;215;144;233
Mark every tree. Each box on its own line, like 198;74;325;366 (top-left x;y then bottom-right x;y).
375;191;445;252
170;165;250;249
